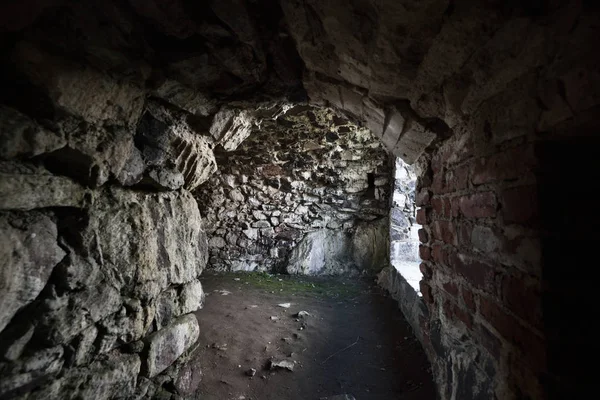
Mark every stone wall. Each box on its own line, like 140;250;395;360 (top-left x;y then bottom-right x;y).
196;106;392;275
1;1;599;399
0;42;220;399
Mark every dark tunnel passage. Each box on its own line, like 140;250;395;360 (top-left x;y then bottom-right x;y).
1;1;599;399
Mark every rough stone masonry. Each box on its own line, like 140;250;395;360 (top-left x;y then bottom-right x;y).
196;105;394;276
0;1;599;400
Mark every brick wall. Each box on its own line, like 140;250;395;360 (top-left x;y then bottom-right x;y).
416;126;545;398
414;97;600;399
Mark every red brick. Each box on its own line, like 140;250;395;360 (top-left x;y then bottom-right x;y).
420;263;432;278
432;220;457;245
479;297;545;368
416;189;431;207
479;297;511;337
418;228;429;243
458;192;497;218
501;185;539;224
462;288;476;312
451;197;460;217
477;324;503;360
443;281;459;298
501;274;542;328
445;163;470;192
416;208;428;225
452;304;473;330
447;253;495;292
420;281;434;305
431;243;444;263
443;197;451;215
431;197;452;217
431;197;444;216
419;245;431;261
443;298;473;330
457;222;472;247
472;145;537;185
432;173;444;194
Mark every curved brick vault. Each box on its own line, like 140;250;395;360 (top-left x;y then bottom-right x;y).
0;1;599;399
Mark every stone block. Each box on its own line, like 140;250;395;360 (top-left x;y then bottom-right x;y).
0;105;66;159
0;346;64;397
142;314;200;378
393;121;437;164
0;169;88;210
415;189;431;207
0;212;65;333
12;41;145;127
136;110;217;191
152;79;217;117
57;352;141;400
209;108;255;151
381;108;406;151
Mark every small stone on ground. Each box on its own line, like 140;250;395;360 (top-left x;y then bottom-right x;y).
270;359;295;371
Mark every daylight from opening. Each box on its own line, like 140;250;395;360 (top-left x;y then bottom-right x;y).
389;158;422;295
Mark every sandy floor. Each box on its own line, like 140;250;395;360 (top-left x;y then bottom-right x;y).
191;273;435;400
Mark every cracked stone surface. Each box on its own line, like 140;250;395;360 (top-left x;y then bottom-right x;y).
0;1;598;399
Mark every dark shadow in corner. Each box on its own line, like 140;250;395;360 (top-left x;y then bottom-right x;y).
536;135;599;399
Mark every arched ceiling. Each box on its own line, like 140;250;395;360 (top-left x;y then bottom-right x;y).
1;0;596;163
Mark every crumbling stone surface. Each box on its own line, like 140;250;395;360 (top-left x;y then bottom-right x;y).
0;1;598;399
196;106;392;274
0;212;66;333
135;101;217;191
0;106;66;159
0;163;89;210
0;35;211;399
142;314;200;378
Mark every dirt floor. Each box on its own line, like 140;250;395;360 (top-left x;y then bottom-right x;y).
191;272;436;400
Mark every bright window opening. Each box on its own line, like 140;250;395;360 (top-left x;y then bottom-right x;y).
390;158;422;295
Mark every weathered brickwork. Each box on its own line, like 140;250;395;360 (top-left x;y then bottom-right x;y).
416;128;546;398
